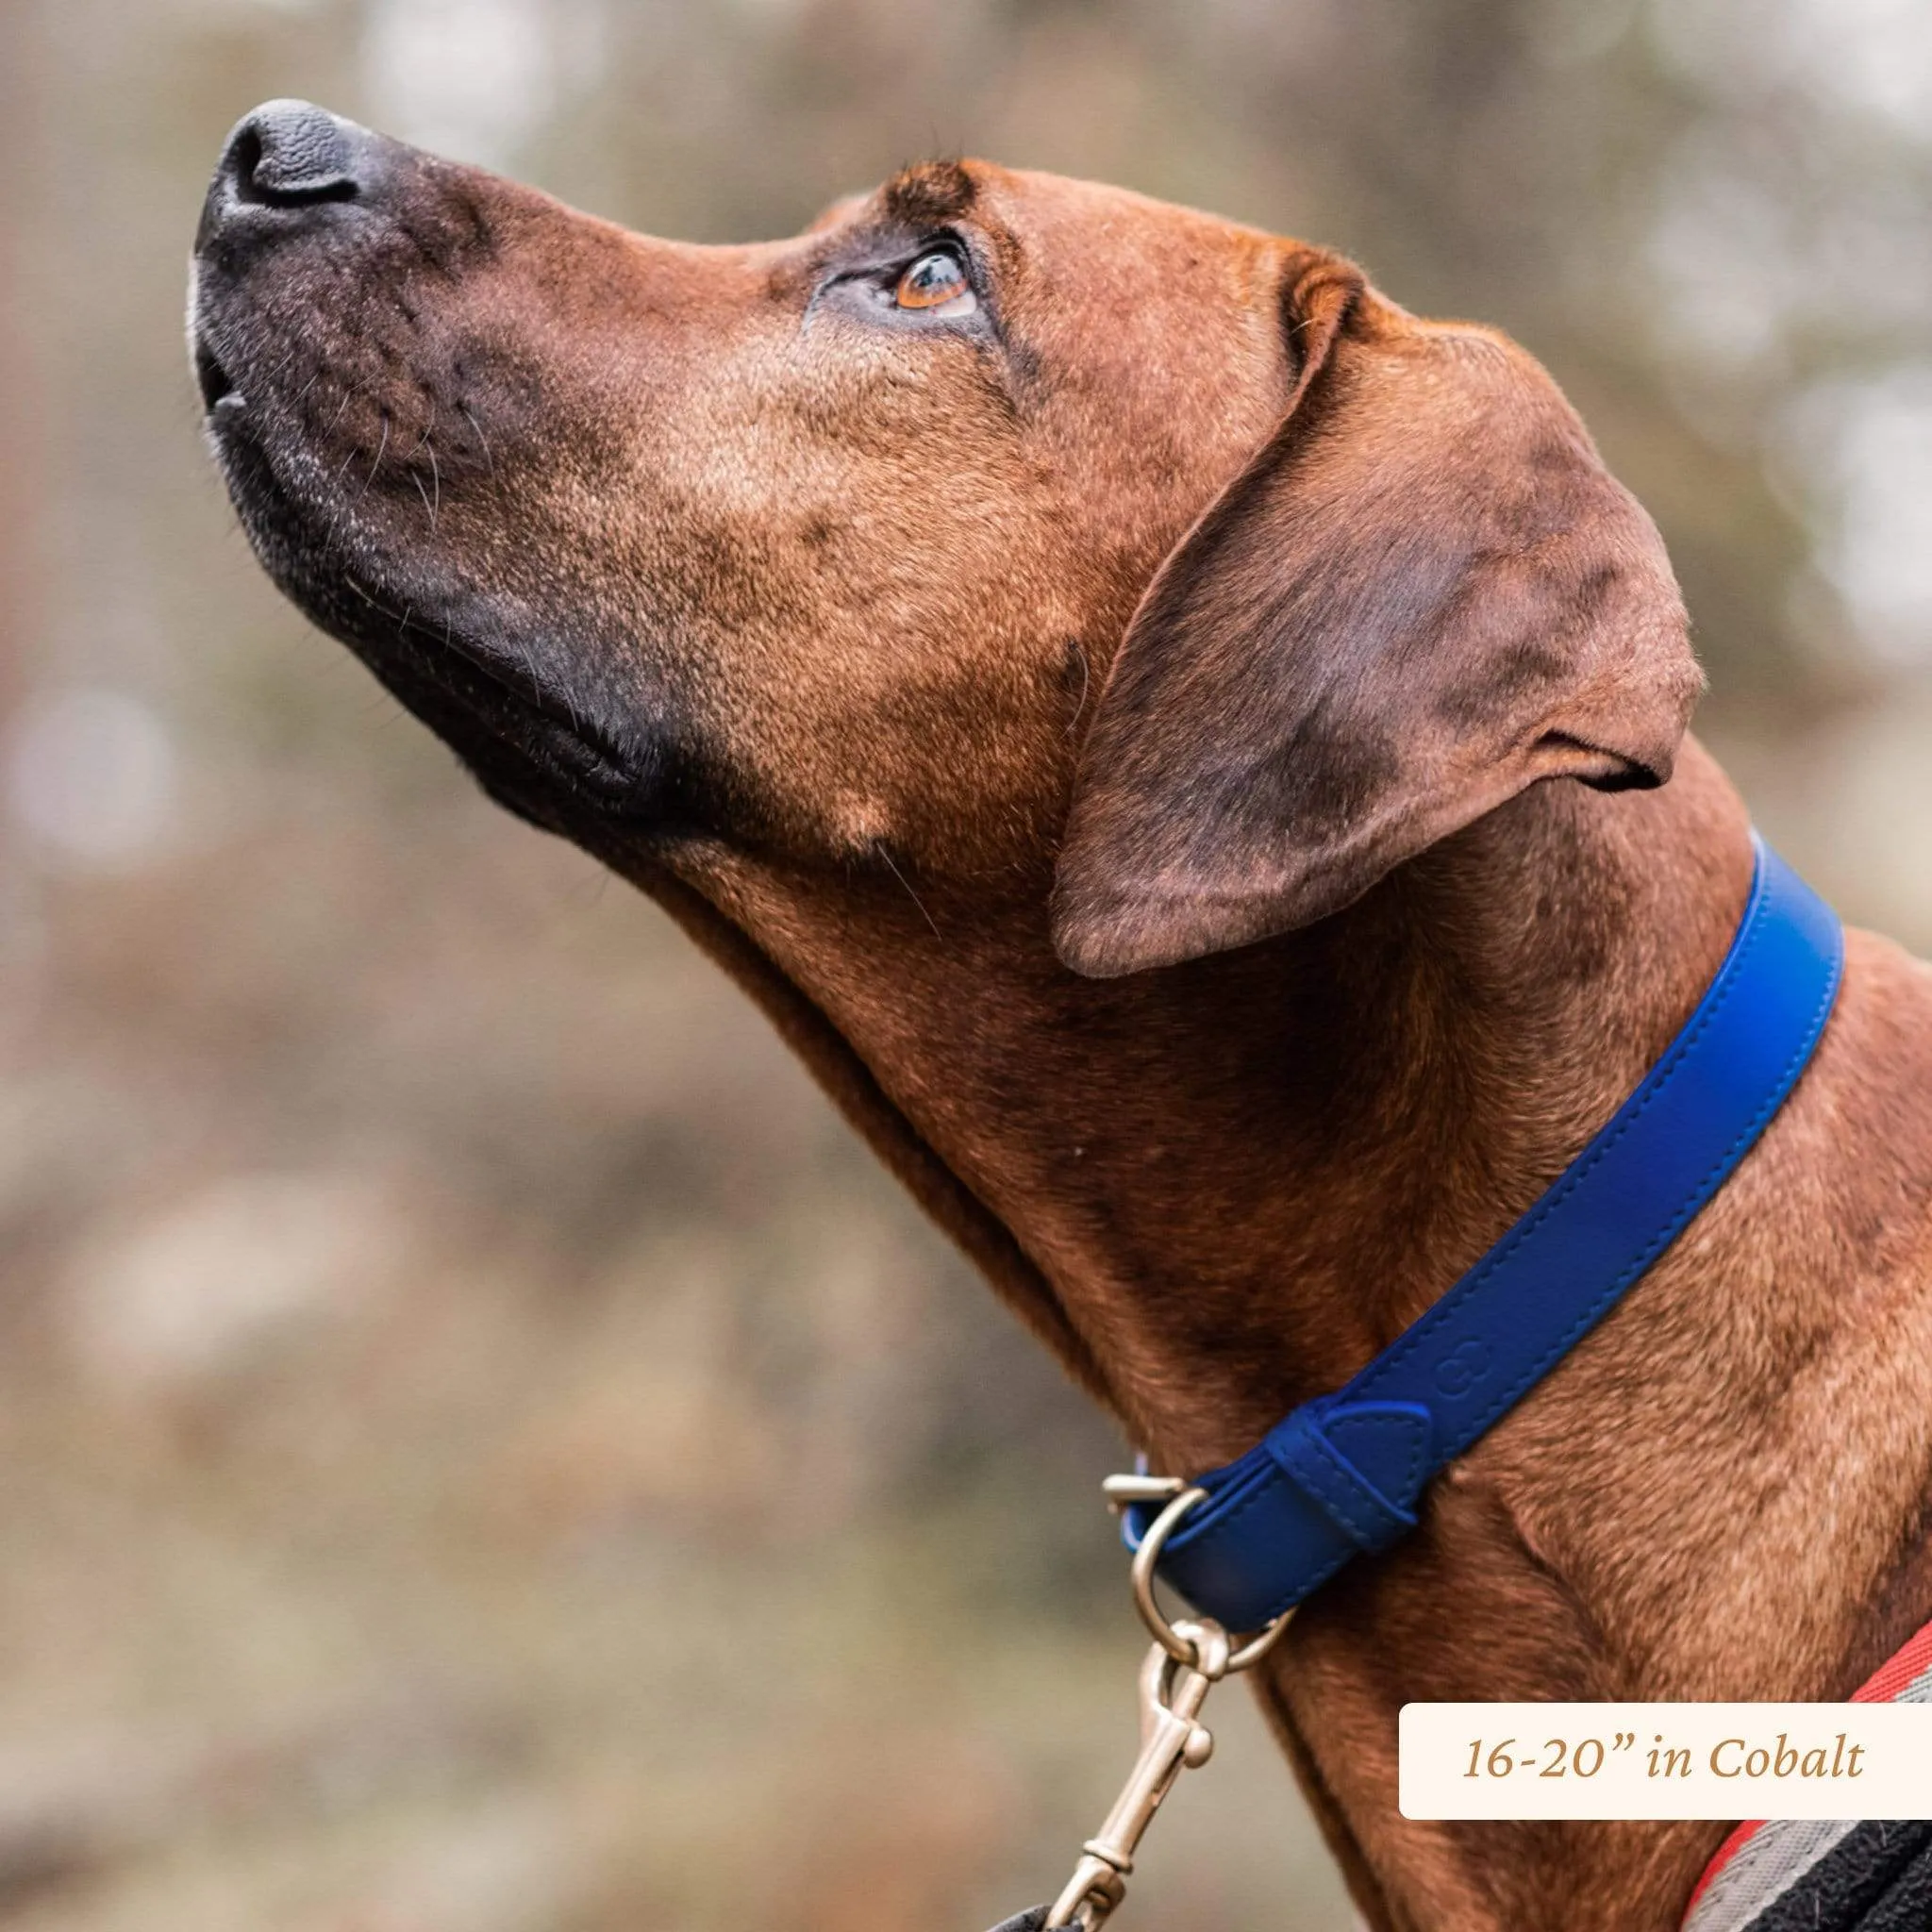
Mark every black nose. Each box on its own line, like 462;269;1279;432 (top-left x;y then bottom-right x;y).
219;99;361;208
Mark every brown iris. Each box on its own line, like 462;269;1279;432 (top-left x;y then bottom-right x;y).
894;250;974;312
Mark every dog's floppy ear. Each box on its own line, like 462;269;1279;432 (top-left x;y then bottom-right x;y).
1052;251;1703;977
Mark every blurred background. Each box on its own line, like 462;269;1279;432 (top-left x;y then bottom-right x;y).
0;1;1928;1926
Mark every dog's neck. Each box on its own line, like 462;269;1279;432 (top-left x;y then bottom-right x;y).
633;744;1930;1926
660;741;1751;1476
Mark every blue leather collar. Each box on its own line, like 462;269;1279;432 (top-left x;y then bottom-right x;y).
1126;837;1844;1633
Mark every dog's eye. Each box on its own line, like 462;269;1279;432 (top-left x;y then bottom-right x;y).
894;250;975;315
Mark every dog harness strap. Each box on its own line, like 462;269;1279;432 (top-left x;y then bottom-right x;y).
1128;837;1845;1633
1679;1615;1932;1930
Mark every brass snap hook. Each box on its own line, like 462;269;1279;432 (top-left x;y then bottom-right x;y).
1041;1474;1294;1930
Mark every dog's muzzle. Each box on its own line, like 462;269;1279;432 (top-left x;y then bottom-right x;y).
189;102;689;839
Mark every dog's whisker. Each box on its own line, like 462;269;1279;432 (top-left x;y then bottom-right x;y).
360;411;391;495
342;575;408;626
1066;642;1092;738
506;627;545;699
458;402;494;478
548;672;584;737
875;842;941;941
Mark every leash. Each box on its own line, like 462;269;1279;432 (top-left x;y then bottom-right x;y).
984;837;1843;1931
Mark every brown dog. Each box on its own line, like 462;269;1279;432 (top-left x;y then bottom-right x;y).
189;102;1932;1931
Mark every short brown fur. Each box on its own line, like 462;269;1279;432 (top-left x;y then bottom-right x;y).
192;131;1932;1931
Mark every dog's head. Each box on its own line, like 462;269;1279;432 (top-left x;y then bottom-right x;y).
192;102;1700;976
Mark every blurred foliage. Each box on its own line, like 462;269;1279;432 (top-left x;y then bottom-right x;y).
0;1;1926;1926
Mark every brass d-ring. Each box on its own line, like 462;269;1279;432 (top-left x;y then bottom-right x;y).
1126;1484;1292;1672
